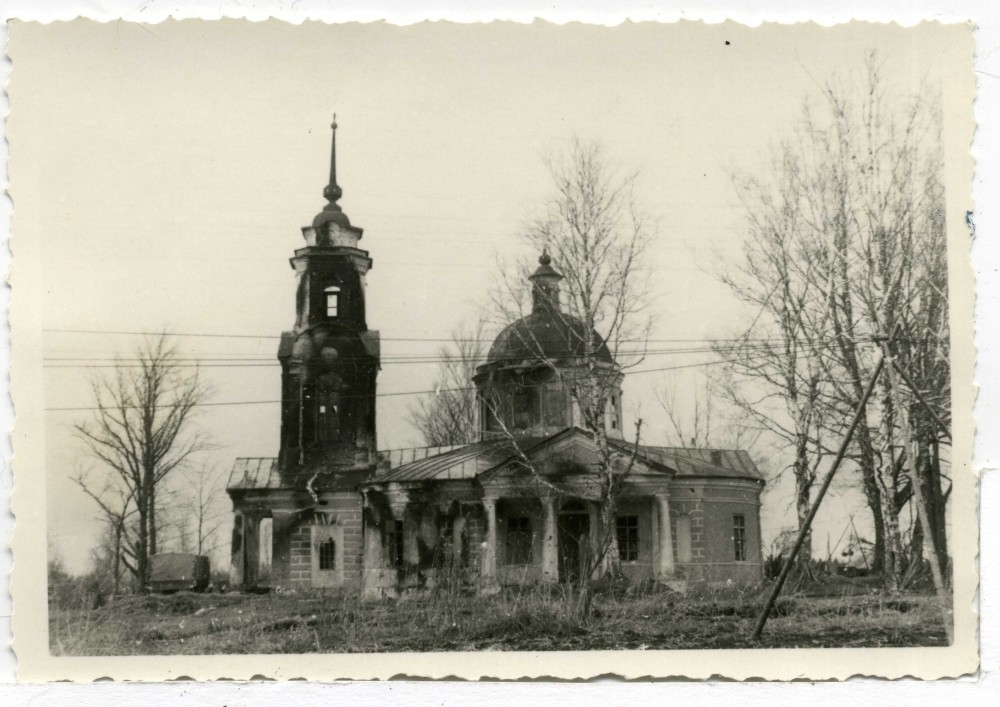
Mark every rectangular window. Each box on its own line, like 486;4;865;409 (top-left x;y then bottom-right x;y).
325;286;340;317
505;516;533;565
387;520;404;568
616;515;639;562
733;514;747;561
318;538;336;570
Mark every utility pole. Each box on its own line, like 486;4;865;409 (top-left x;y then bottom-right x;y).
751;356;886;642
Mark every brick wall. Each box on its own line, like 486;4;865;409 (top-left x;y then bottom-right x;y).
670;480;763;584
285;493;364;590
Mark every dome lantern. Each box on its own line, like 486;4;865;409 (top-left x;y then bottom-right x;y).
529;248;563;314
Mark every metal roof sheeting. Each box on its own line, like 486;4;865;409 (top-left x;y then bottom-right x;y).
372;439;530;483
638;447;763;481
227;439;762;491
228;457;282;490
379;445;463;469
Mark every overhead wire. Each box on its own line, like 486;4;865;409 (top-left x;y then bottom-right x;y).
41;350;866;412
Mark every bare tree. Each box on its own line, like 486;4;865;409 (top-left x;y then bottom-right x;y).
655;370;763;453
71;466;136;594
485;139;654;614
183;463;229;557
408;319;489;446
73;335;211;591
717;146;833;564
722;53;949;586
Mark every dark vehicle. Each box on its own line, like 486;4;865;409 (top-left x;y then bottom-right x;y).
149;553;211;593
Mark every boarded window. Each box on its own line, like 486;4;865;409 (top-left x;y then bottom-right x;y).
616;515;639;562
318;539;336;570
544;385;567;427
512;386;534;429
316;373;343;444
733;514;747;561
675;515;692;563
387;520;405;568
505;517;533;565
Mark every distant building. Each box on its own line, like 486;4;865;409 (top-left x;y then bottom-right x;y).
226;121;764;595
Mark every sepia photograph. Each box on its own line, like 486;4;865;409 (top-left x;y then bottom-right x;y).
7;18;976;680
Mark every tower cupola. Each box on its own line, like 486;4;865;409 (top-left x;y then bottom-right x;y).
277;117;380;476
529;249;563;313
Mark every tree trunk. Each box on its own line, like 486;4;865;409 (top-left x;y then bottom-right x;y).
793;432;813;564
918;436;949;582
136;498;150;593
148;486;157;557
112;520;123;596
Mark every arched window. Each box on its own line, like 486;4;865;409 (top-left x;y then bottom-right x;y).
318;539;336;570
325;285;341;318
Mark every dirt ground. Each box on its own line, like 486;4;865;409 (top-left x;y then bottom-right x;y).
48;581;950;655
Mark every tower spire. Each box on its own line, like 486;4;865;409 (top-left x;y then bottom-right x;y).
323;113;343;205
312;113;352;230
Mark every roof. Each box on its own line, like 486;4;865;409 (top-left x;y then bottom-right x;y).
229;457;282;490
227;458;373;492
228;439;763;492
370;438;546;484
379;444;463;469
637;447;764;481
483;311;612;367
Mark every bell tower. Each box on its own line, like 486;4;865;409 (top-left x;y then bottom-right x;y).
277;116;380;477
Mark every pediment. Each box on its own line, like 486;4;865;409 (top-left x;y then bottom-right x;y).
482;428;670;481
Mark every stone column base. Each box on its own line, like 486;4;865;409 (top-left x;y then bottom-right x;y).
659;578;689;594
361;569;398;600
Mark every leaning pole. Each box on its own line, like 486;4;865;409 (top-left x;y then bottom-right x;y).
750;355;886;642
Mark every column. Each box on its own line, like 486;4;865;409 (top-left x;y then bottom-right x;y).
230;512;245;588
480;496;500;593
402;505;420;568
656;494;675;580
244;514;260;588
362;506;386;598
452;515;467;564
271;510;296;590
541;497;558;583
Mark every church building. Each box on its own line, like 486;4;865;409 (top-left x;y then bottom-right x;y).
227;121;765;596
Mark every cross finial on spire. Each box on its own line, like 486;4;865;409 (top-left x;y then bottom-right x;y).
323;112;343;205
539;246;551;267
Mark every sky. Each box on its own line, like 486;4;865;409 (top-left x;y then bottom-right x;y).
8;20;962;574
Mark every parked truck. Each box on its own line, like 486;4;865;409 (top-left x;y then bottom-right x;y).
149;553;211;593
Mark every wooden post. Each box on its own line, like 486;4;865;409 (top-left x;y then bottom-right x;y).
751;356;885;642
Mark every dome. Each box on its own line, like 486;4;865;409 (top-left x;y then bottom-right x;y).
486;310;612;366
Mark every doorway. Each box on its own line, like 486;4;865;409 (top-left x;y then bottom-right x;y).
558;502;591;584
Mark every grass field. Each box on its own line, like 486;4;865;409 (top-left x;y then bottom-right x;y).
48;579;950;655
